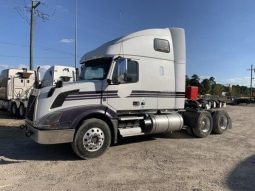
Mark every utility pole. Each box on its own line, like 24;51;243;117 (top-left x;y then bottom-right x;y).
29;0;40;70
247;64;254;101
75;0;78;69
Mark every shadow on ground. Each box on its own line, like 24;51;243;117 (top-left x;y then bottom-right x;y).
226;154;255;191
0;125;195;162
0;126;78;162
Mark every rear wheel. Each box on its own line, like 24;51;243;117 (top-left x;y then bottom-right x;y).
11;103;17;116
72;118;111;159
19;104;26;118
192;111;213;138
212;110;229;134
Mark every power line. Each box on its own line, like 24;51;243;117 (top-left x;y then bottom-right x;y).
15;6;30;25
37;45;74;56
0;41;74;56
0;54;27;59
0;41;27;47
0;54;72;59
23;0;27;7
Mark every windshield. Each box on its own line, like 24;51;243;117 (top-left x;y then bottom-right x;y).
80;57;112;80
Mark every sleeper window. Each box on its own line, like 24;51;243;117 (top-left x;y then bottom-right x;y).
154;38;170;53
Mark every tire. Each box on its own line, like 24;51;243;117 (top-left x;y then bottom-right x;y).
19;104;26;118
192;111;213;138
11;103;17;116
212;110;230;134
72;118;111;159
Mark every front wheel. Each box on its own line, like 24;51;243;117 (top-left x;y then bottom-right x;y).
72;118;111;159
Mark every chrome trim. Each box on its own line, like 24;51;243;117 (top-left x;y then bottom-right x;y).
25;122;75;144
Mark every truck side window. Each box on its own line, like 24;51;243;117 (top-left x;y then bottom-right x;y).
154;38;170;53
112;58;139;84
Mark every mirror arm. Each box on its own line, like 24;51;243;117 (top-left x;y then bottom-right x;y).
107;79;112;85
107;78;120;85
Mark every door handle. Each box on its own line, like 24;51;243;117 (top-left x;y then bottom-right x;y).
133;101;140;106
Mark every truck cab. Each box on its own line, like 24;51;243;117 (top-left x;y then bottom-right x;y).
37;65;76;88
24;28;231;159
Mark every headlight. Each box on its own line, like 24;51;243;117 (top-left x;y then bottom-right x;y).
36;110;63;129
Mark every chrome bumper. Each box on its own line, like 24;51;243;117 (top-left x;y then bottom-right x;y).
25;122;75;144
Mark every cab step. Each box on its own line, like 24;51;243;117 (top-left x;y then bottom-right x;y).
119;127;144;137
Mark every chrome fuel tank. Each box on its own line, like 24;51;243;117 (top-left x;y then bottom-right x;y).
148;113;184;134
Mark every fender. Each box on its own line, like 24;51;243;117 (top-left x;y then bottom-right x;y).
59;105;118;143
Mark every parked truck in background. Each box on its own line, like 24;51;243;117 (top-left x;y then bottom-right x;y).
23;28;232;159
36;65;76;88
0;68;35;117
0;65;76;117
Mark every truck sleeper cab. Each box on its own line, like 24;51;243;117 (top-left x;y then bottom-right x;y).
24;28;231;159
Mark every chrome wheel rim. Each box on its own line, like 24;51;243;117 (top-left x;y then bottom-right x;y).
201;116;211;133
83;127;105;152
219;116;228;130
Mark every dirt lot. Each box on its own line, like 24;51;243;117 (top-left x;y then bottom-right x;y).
0;105;254;191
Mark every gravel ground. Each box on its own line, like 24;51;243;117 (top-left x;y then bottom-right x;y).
0;105;254;191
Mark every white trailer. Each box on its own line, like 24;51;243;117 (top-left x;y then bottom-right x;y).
0;66;76;118
23;28;232;159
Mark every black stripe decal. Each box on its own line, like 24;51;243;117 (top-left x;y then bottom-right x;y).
65;96;185;101
51;89;80;109
67;93;118;98
66;96;119;101
128;94;185;96
65;90;119;101
127;90;185;98
127;95;185;98
131;90;185;94
67;95;118;99
75;90;118;94
63;90;185;101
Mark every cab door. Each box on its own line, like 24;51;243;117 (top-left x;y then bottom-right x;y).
106;57;142;112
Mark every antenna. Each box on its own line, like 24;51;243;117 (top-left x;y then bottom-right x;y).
119;10;123;35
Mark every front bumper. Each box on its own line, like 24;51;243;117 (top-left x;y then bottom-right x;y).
25;121;75;144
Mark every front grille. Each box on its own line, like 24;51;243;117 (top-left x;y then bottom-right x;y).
26;95;36;121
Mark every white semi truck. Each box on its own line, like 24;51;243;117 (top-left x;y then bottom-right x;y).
0;66;76;117
23;28;231;159
36;65;76;88
0;68;35;117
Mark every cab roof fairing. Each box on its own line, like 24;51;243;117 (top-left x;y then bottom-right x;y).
80;28;176;64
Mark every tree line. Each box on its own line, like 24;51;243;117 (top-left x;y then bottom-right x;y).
186;74;253;97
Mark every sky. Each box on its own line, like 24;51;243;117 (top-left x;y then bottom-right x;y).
0;0;255;86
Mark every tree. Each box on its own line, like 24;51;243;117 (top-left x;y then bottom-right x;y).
185;75;190;87
190;74;200;87
191;74;200;82
201;79;211;95
211;84;223;96
209;77;216;85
